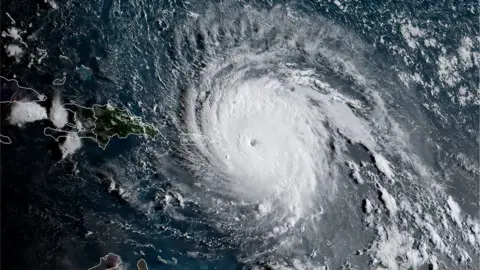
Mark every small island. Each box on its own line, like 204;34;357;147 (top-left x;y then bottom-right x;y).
88;253;122;270
137;259;148;270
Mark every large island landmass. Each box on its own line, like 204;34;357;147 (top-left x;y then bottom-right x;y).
2;74;159;154
44;103;159;149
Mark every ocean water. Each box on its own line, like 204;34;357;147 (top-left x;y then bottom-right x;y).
1;0;478;269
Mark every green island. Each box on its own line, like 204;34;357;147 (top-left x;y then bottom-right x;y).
75;104;158;148
45;103;159;149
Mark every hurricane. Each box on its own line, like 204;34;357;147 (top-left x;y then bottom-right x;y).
2;0;477;269
175;5;376;229
140;3;479;268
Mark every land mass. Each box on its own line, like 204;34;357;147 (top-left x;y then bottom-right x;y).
87;253;122;270
137;259;148;270
44;102;159;150
1;76;159;155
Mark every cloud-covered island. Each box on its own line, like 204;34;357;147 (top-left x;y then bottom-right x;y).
1;77;158;158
